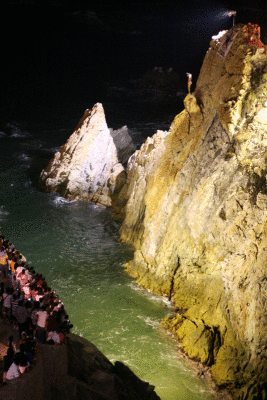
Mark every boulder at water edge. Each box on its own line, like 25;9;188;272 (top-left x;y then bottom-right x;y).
39;103;136;207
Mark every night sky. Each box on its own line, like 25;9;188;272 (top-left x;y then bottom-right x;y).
1;0;267;130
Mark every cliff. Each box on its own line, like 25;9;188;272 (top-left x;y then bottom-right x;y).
116;25;267;399
0;333;160;400
39;103;136;207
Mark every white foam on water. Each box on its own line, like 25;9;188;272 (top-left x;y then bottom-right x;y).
18;153;31;162
137;315;161;329
183;380;211;397
0;206;9;221
7;123;30;138
42;146;60;154
24;180;32;188
128;282;172;307
51;194;77;206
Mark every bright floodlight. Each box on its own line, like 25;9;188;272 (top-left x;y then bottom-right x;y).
228;10;237;17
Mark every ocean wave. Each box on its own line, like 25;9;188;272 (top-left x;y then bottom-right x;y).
18;153;31;162
51;194;77;206
41;146;60;154
7;122;30;138
137;315;161;329
128;282;172;307
183;380;211;397
0;206;9;221
24;180;32;188
21;139;44;150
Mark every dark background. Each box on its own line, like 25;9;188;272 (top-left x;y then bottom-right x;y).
1;0;266;133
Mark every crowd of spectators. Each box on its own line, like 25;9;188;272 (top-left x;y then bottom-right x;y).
0;234;73;384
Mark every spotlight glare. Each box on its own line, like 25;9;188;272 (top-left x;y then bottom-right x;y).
228;10;237;17
215;10;231;20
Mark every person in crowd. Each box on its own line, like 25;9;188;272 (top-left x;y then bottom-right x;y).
0;233;73;384
16;343;30;374
5;353;20;381
15;266;25;286
35;304;49;344
46;310;60;333
47;330;60;345
19;269;28;288
35;287;44;303
58;328;66;344
0;282;5;317
3;287;13;323
13;275;20;291
19;332;27;346
5;349;29;381
37;274;45;288
7;254;13;278
25;340;35;363
22;281;31;300
14;299;28;337
16;254;23;266
11;292;20;324
10;256;17;273
0;248;8;279
8;335;17;354
3;346;15;383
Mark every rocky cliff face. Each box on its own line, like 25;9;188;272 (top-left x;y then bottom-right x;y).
0;333;160;400
39;103;136;207
117;25;267;399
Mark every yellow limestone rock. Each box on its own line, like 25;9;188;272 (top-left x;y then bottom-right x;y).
117;25;267;399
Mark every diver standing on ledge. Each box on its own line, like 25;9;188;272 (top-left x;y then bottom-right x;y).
186;72;192;94
228;10;236;26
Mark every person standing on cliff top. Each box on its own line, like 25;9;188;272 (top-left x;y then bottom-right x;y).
186;72;192;94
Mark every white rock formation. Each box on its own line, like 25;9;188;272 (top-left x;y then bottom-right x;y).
39;103;136;207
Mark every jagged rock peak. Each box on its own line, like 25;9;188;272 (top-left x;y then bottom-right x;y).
39;103;136;207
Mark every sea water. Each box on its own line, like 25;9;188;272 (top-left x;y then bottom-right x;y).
0;122;216;400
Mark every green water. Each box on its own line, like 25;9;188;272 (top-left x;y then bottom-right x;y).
0;134;216;400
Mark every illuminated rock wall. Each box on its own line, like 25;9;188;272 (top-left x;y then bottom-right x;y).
118;25;267;399
39;103;135;207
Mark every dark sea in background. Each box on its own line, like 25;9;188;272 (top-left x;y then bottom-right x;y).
0;2;266;398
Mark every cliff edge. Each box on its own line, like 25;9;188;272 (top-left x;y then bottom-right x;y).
117;25;267;399
0;333;160;400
